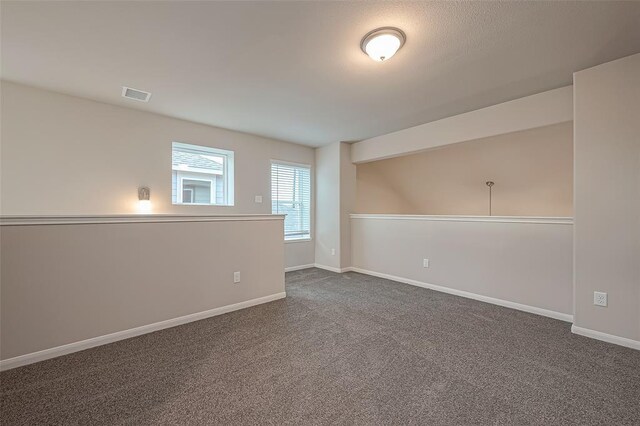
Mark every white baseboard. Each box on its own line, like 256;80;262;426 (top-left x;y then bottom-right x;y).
571;325;640;351
285;264;351;273
348;267;573;323
0;292;287;371
313;263;352;274
284;264;315;272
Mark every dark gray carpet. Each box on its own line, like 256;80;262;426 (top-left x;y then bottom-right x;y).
1;268;639;425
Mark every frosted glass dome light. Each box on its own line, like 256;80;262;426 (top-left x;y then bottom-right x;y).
361;27;406;62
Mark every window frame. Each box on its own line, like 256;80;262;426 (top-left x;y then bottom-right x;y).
270;159;313;243
182;187;194;204
172;142;235;206
177;174;215;205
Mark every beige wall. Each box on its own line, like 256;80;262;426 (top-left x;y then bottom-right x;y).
314;143;341;269
0;217;285;362
356;122;573;217
351;86;573;164
0;81;315;268
573;53;640;343
314;142;356;270
351;216;573;318
339;142;356;269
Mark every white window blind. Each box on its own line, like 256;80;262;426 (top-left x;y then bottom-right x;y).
271;161;311;241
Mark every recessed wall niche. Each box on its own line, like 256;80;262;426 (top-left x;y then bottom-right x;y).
355;122;573;217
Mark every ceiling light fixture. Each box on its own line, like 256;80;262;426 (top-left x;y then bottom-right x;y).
361;27;406;62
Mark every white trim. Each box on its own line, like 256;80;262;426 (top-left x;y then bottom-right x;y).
172;165;223;175
176;173;217;205
313;264;353;274
350;214;573;225
284;237;313;244
284;264;315;272
173;203;233;207
571;325;640;351
0;292;287;371
270;159;312;169
172;141;234;158
0;214;285;226
348;267;573;322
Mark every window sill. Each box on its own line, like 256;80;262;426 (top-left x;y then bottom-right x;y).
172;202;235;207
284;238;312;244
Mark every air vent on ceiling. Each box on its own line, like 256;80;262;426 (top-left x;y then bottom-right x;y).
121;86;151;102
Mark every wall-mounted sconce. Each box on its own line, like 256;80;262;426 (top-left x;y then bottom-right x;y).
137;187;152;214
486;181;495;216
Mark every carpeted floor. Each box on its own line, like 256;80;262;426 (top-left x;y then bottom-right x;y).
1;268;639;425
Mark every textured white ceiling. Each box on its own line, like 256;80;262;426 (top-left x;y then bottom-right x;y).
2;1;639;146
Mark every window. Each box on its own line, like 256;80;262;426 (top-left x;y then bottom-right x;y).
172;142;234;206
271;161;311;241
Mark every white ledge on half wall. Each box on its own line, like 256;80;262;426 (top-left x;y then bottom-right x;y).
350;214;573;225
0;214;286;226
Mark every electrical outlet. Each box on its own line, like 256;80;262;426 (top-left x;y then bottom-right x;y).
254;195;263;203
331;248;335;256
423;258;429;268
233;271;241;283
593;291;607;307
